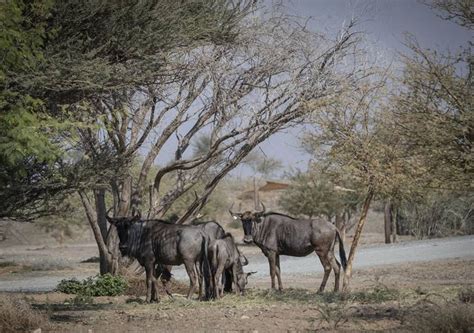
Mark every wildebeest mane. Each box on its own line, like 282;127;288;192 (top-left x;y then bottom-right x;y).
263;211;297;220
127;221;146;256
147;218;174;225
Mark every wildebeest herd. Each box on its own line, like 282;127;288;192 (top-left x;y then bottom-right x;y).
107;203;347;302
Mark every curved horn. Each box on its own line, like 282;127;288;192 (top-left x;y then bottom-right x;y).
105;206;114;222
255;201;266;215
228;202;240;217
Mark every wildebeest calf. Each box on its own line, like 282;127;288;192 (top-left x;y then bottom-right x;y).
208;233;254;299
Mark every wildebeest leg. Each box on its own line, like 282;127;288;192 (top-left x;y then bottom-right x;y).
145;262;158;303
152;277;160;302
155;264;173;299
223;269;233;293
267;252;277;290
184;260;197;299
316;251;332;293
329;254;341;292
275;255;283;291
196;263;203;299
215;263;225;298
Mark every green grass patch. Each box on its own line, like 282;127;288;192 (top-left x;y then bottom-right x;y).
351;286;400;303
56;274;128;297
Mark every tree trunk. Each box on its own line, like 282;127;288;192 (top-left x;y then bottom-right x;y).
79;190;113;274
384;201;393;244
94;189;109;274
342;188;374;292
391;204;397;243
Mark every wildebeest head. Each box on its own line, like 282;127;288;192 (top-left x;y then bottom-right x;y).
235;271;256;295
106;213;141;256
229;203;266;244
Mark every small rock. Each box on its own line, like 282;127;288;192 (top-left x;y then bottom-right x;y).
241;315;250;319
32;329;41;333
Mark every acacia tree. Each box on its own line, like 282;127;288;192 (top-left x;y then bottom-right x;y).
279;169;361;242
302;63;415;290
71;9;364;274
385;0;472;243
1;0;250;221
304;0;472;290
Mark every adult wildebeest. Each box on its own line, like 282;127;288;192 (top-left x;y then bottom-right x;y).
208;233;254;299
229;204;347;292
106;215;212;302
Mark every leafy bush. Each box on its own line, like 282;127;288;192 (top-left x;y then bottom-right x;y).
56;274;128;297
56;278;84;294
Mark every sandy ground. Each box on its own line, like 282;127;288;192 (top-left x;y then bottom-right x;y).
1;218;473;332
1;257;473;332
1;239;473;332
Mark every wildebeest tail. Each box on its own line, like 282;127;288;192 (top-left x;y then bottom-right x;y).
336;230;347;271
200;235;212;300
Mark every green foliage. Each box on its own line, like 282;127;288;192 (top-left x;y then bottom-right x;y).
56;278;84;295
243;151;283;177
351;286;399;303
40;0;248;98
56;274;128;297
279;170;362;219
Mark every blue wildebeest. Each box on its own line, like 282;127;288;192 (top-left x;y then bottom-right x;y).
106;215;213;302
229;203;347;292
208;233;254;299
158;220;232;298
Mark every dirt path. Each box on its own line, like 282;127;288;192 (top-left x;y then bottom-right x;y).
171;234;474;279
0;235;473;292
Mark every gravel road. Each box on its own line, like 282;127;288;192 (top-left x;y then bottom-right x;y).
1;235;472;292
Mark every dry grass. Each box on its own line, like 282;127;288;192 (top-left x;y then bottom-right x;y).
458;286;474;304
0;261;17;268
0;295;48;333
125;276;190;298
407;302;474;332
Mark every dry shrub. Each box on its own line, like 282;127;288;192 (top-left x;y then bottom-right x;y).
124;275;190;297
0;296;48;333
458;286;474;304
408;302;474;332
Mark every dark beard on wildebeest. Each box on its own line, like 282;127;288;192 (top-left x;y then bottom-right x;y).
107;217;214;302
231;207;347;293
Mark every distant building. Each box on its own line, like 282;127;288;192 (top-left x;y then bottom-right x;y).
236;180;289;210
